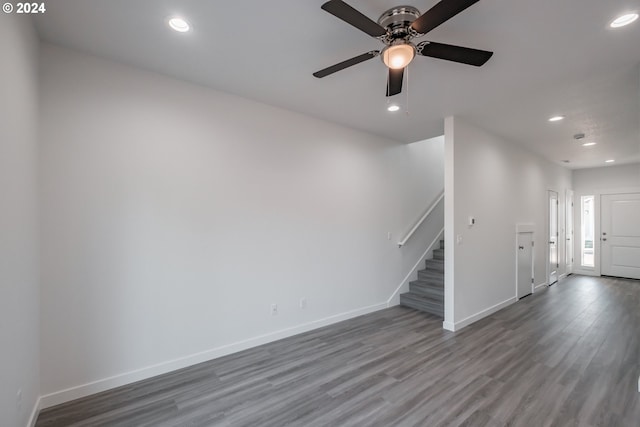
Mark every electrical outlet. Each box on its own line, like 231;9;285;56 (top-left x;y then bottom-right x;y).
299;297;307;309
270;304;278;316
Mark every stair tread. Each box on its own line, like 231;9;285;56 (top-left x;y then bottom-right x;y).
415;282;443;290
401;291;443;303
400;292;444;317
424;260;444;272
418;270;444;279
410;279;444;288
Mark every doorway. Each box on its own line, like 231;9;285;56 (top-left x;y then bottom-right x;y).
601;193;640;279
517;231;534;299
565;190;574;275
548;190;559;285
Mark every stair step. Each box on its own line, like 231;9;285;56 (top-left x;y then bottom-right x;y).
418;269;444;282
409;281;444;300
400;292;444;318
432;248;444;260
424;259;444;272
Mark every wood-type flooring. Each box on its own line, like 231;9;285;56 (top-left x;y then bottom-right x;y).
36;275;640;426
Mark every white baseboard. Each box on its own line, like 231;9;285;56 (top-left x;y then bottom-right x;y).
442;297;516;332
27;396;40;427
39;302;387;409
387;228;444;307
559;273;567;280
442;321;455;331
534;282;548;292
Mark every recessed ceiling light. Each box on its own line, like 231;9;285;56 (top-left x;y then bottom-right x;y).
548;116;564;122
387;105;400;112
610;13;638;28
168;17;190;33
605;159;616;163
582;142;596;147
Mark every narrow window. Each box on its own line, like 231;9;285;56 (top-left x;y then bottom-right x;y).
581;195;595;267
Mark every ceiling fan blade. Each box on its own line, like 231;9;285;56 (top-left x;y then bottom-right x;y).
417;41;493;66
410;0;480;35
321;0;387;37
386;68;404;97
313;51;380;78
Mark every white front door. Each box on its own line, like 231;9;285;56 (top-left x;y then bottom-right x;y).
565;190;574;275
517;232;533;299
549;191;559;285
601;193;640;279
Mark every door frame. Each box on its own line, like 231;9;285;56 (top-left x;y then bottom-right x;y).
515;223;535;300
573;191;600;276
565;190;574;275
572;187;640;277
547;190;559;286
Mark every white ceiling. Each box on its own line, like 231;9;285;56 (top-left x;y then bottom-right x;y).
34;0;640;169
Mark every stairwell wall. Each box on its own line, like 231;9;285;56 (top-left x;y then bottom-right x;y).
38;44;444;406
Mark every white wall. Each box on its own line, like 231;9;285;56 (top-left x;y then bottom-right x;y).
0;14;40;427
38;44;444;405
573;163;640;193
444;117;572;330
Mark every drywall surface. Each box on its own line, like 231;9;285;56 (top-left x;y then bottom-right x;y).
39;44;444;402
573;163;640;193
0;13;40;427
444;117;572;329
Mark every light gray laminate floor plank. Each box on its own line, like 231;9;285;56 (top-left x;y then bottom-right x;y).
36;275;640;426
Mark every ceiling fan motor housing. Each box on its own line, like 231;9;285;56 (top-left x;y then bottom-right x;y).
378;6;421;40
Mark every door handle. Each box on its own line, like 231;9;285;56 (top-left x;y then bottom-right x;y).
549;241;555;244
519;246;524;250
602;238;607;241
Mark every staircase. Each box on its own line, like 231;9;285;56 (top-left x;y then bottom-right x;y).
400;239;444;318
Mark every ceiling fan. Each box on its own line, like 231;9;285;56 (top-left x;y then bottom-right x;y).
313;0;494;96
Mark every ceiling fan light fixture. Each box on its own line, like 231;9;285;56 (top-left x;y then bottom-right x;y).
382;43;415;69
387;104;400;112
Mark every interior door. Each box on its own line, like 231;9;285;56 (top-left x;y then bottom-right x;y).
517;232;533;299
548;191;558;285
565;190;574;275
601;193;640;279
